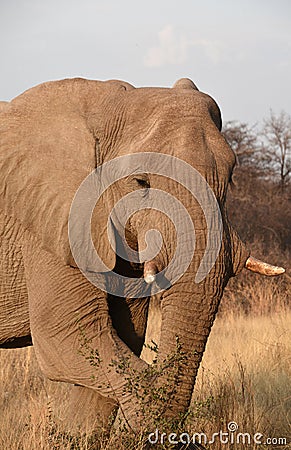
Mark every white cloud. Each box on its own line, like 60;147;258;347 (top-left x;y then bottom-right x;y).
144;25;188;67
144;25;224;68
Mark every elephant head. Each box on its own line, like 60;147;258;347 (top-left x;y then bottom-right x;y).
0;77;284;429
0;101;8;112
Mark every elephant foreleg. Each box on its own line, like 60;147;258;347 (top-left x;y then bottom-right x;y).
0;214;30;348
22;240;148;431
140;294;162;364
63;385;117;434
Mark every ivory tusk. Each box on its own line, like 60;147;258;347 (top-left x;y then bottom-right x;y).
245;256;285;276
144;261;157;284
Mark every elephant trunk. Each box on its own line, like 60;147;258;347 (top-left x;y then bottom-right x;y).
150;229;249;420
155;278;221;418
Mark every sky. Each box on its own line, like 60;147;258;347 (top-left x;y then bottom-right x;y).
0;0;290;124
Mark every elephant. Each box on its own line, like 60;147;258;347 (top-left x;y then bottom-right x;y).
0;77;285;434
0;101;8;112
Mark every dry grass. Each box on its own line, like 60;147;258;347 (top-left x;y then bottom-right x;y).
191;311;291;449
0;276;290;449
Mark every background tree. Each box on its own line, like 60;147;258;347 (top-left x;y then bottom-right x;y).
222;120;258;169
223;118;291;253
259;110;291;192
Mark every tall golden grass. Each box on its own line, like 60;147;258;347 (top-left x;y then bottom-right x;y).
0;275;290;449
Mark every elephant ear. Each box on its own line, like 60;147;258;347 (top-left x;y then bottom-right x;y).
0;79;118;272
172;78;199;90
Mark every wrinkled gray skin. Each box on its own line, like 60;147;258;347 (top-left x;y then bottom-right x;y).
0;78;249;431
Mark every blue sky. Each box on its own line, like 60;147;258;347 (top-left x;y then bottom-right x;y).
1;0;290;123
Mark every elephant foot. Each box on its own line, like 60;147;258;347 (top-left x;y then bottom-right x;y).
60;385;118;435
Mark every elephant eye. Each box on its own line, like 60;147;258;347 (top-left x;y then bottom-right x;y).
135;178;150;188
132;176;150;189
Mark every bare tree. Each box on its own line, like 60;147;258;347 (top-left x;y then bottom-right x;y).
222;121;258;168
260;110;291;191
224;116;291;254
